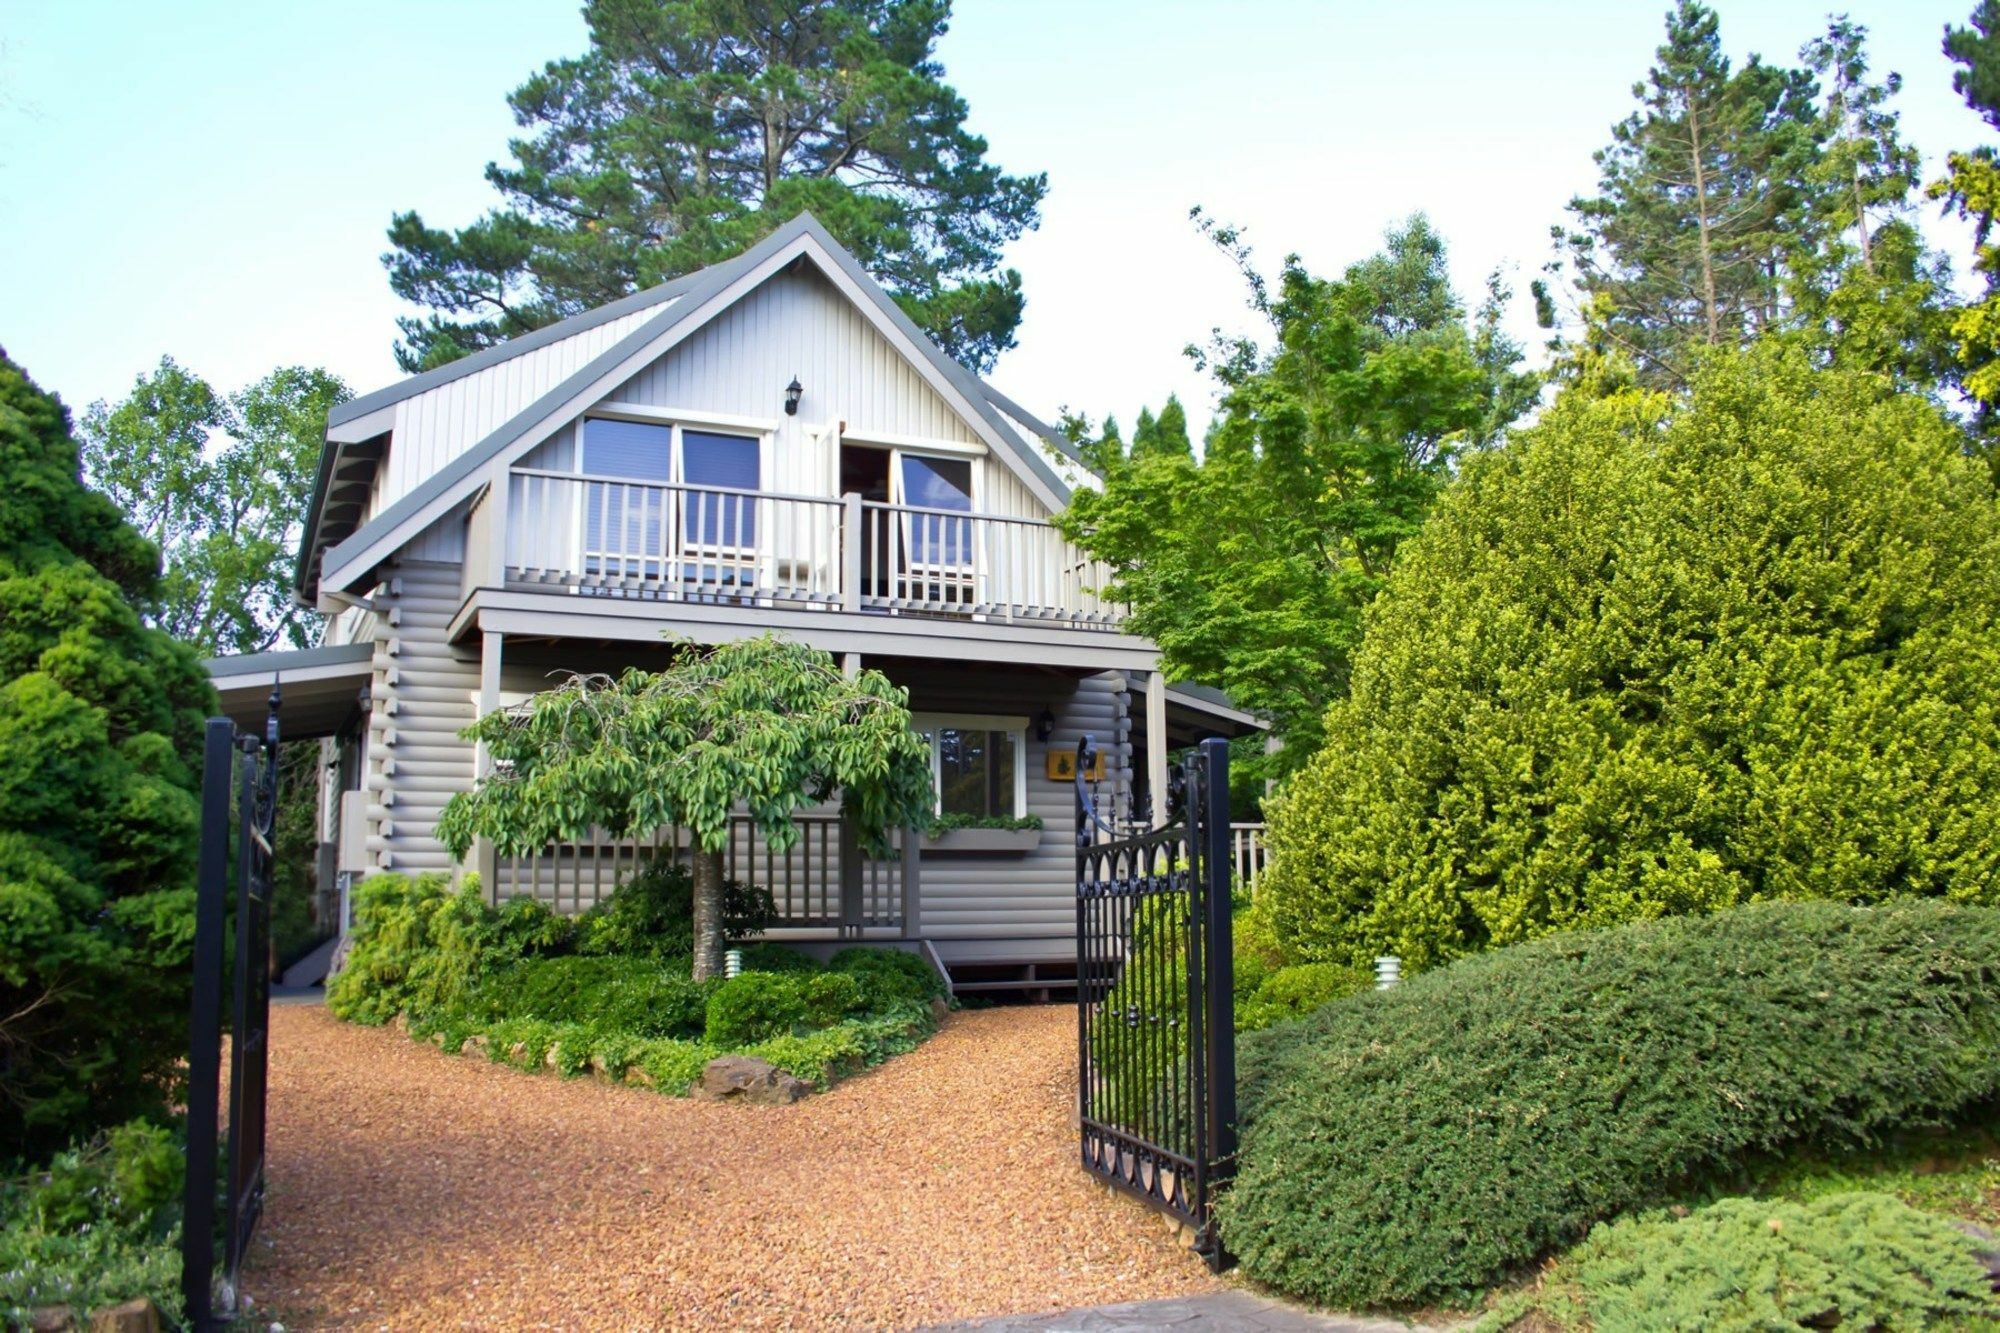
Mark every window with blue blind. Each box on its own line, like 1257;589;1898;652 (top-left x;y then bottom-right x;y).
576;419;762;576
682;429;759;548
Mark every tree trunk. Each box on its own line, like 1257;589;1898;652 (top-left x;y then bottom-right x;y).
1853;171;1874;273
1688;100;1721;345
691;847;727;982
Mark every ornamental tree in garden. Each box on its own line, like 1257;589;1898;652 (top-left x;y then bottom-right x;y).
436;636;934;979
0;351;213;1164
1262;345;2000;970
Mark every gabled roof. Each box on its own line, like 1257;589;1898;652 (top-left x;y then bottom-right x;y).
302;213;1080;600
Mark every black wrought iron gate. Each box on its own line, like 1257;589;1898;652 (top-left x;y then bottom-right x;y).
1075;735;1236;1269
182;690;279;1331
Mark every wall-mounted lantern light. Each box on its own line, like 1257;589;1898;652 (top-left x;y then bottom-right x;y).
784;377;803;416
1035;707;1056;743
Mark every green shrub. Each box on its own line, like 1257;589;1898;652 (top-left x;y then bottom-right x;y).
0;355;215;1163
449;954;714;1040
1235;962;1369;1033
704;971;864;1045
1231;900;1288;1004
574;858;772;959
326;873;500;1024
735;941;821;974
1264;348;2000;970
1480;1193;1999;1332
1088;894;1192;1141
1;1119;185;1326
829;946;946;1008
1219;900;2000;1309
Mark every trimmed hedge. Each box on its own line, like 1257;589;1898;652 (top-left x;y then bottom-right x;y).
1219;900;2000;1309
1479;1192;1999;1331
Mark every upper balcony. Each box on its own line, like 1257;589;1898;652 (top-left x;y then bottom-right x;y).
460;467;1128;639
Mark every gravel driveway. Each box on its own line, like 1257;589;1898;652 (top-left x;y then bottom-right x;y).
246;1003;1220;1329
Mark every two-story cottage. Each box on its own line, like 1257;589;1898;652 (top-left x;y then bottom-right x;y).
206;213;1262;994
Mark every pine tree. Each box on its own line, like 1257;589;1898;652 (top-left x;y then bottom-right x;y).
1555;1;1822;386
386;0;1044;374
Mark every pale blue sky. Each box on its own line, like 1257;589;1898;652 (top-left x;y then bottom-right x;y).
2;1;1991;436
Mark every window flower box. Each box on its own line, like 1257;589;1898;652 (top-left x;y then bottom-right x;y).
924;826;1042;854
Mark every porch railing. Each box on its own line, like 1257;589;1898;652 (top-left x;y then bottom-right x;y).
487;813;913;933
494;468;1123;628
1231;822;1269;896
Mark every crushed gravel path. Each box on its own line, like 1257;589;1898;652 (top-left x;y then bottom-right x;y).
246;1003;1222;1329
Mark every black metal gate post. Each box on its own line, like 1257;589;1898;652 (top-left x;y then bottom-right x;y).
1075;734;1237;1270
180;719;234;1330
181;688;279;1331
1197;736;1237;1229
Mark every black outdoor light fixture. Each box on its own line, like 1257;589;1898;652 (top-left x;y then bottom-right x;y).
784;377;803;415
1035;707;1056;742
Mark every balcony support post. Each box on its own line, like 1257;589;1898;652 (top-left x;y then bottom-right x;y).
472;630;502;901
841;492;863;613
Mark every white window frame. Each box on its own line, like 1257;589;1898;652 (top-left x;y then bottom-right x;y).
575;414;772;582
914;712;1029;819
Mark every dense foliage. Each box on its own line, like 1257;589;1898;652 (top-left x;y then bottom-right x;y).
0;1120;186;1326
1481;1192;1998;1331
328;870;943;1091
0;352;213;1164
1219;900;2000;1309
1263;348;2000;969
386;0;1044;373
1059;217;1534;775
437;635;934;978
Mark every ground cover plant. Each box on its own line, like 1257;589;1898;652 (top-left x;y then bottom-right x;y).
0;1120;187;1327
1217;899;2000;1311
1477;1192;1998;1332
328;868;945;1092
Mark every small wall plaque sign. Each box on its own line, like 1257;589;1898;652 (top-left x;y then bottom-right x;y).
1046;748;1105;782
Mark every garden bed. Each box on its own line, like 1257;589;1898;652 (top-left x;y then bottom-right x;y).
327;867;950;1097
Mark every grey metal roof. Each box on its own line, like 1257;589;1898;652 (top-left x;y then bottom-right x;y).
307;212;1077;597
204;640;375;678
326;268;709;428
977;380;1090;471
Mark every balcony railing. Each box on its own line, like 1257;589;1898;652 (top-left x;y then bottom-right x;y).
494;468;1125;628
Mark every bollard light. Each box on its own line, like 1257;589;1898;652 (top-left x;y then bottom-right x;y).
1374;955;1402;990
724;948;743;979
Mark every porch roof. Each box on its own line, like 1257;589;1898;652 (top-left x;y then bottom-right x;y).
1127;677;1267;743
204;642;373;741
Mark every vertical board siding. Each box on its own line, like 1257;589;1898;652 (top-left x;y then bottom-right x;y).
374;304;666;513
364;560;478;877
614;265;989;500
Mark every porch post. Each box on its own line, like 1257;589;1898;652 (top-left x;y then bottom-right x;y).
900;825;922;939
1147;669;1169;829
837;800;863;938
473;630;501;900
841;652;861;680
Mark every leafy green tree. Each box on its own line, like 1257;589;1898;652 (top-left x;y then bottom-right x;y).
1262;345;2000;970
437;635;934;979
1057;214;1536;776
386;0;1045;374
0;350;214;1163
80;358;350;655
